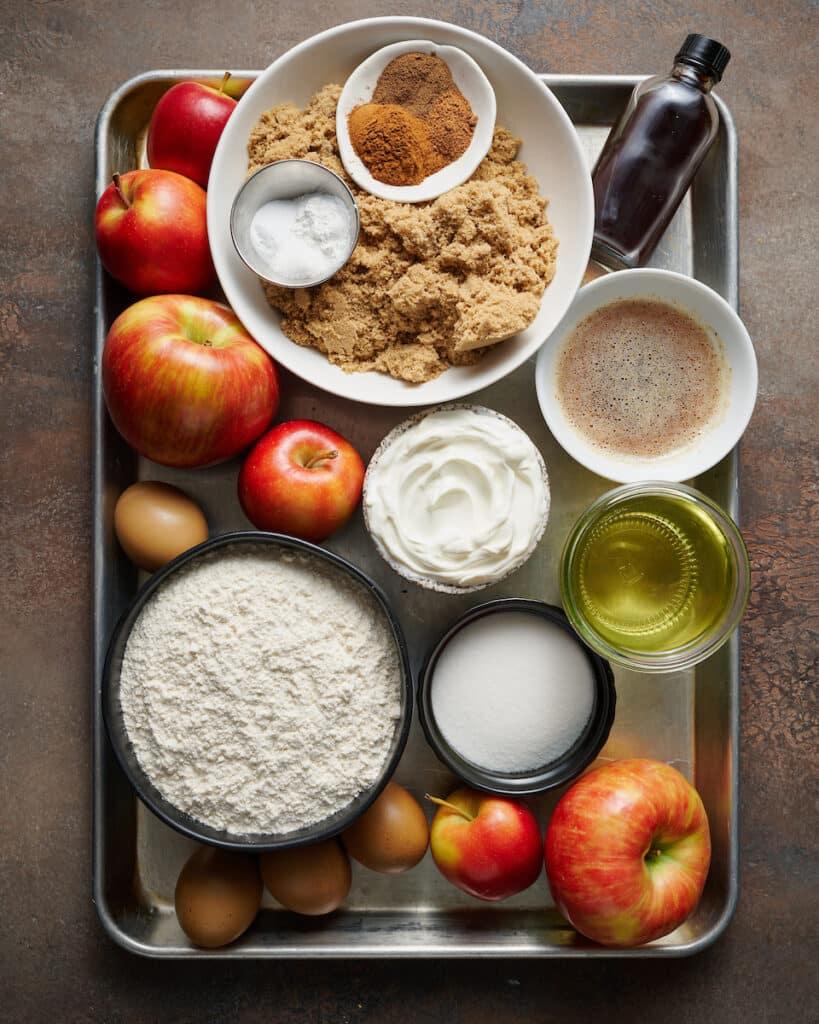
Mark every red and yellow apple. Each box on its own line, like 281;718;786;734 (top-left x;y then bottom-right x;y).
238;420;365;542
95;169;214;296
428;787;542;901
147;74;237;189
103;295;279;468
545;758;711;947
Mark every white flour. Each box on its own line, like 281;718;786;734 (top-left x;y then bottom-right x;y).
119;546;402;835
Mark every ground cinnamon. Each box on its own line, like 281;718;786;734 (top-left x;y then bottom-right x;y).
348;103;433;186
350;51;477;186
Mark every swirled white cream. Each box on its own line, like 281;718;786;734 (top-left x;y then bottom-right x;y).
364;408;549;588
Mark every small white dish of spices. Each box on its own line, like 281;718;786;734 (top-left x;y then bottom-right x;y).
336;40;496;202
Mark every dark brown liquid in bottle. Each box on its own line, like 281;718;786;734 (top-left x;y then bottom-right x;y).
592;64;721;269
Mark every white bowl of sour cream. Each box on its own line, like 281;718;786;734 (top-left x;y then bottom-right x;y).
363;405;550;592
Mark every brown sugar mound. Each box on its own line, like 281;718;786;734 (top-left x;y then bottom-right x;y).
247;84;558;383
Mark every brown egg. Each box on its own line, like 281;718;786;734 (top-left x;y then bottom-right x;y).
114;481;208;571
174;846;262;948
260;840;351;915
342;782;429;873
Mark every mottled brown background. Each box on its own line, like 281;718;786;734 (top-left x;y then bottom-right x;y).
1;1;816;1021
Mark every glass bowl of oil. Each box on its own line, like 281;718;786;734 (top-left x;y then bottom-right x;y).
560;482;750;672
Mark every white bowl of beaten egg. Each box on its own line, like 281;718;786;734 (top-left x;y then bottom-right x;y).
535;268;758;483
207;17;593;407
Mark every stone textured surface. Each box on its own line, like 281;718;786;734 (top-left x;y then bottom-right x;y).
1;2;816;1021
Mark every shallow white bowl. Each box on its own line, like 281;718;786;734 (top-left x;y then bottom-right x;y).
336;39;496;203
362;404;550;594
535;268;758;483
207;16;593;407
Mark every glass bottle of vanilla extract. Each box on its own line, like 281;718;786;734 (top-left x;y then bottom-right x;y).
591;34;731;270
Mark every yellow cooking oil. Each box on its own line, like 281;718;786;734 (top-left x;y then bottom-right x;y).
568;492;736;653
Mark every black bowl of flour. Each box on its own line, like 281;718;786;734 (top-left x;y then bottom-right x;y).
102;531;413;852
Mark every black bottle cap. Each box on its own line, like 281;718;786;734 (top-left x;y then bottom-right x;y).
675;33;731;81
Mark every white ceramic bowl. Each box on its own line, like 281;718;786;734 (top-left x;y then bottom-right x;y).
336;39;496;203
362;404;550;594
207;16;593;407
535;269;758;483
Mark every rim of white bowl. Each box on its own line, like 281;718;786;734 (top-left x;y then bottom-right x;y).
535;268;758;483
207;16;594;407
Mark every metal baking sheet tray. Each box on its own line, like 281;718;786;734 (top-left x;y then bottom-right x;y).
93;71;739;958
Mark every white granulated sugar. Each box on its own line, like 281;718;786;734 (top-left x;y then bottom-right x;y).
431;611;595;773
119;546;402;835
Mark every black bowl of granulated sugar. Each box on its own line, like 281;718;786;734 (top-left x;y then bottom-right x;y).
418;598;615;796
102;531;413;852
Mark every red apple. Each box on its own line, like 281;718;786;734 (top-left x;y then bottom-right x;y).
103;295;279;468
238;421;364;543
428;787;542;901
545;758;711;947
95;170;214;296
147;74;237;189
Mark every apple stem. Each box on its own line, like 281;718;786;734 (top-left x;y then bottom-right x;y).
304;449;338;469
112;173;130;209
219;71;232;95
425;795;473;822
